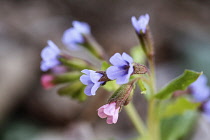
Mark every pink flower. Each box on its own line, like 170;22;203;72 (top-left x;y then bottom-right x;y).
41;74;55;89
97;102;120;124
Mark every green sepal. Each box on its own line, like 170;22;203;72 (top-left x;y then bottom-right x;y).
130;46;146;64
59;57;92;70
108;80;136;108
159;97;200;118
155;70;202;99
58;81;87;102
53;71;82;84
138;80;147;94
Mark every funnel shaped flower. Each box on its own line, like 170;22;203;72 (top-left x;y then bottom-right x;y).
131;14;149;34
41;74;55;89
106;53;134;84
80;69;104;96
98;102;120;124
41;40;60;71
189;75;210;102
62;21;90;50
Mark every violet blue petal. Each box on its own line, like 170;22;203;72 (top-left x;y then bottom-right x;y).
84;83;94;96
109;53;128;66
190;75;210;102
91;82;101;96
72;21;90;34
90;71;103;83
81;69;91;75
106;66;127;80
203;100;210;114
131;16;140;32
122;52;133;63
80;75;91;85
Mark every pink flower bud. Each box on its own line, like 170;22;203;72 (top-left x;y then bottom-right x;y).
97;102;120;124
41;74;55;89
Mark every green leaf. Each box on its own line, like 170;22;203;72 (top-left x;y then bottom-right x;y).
160;111;197;140
138;80;147;94
53;71;82;84
101;61;111;71
58;81;87;101
59;57;92;70
103;80;119;92
160;97;200;118
155;70;202;99
130;46;146;64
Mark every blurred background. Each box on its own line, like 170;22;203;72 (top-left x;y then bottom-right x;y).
0;0;210;140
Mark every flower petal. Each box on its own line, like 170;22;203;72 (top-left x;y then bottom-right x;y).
98;107;108;118
122;52;133;64
106;66;127;80
81;69;90;75
91;82;101;95
106;116;114;124
80;75;91;85
112;107;120;123
72;21;90;34
116;74;130;85
84;83;94;96
131;16;140;32
109;53;127;66
103;103;116;116
90;71;103;83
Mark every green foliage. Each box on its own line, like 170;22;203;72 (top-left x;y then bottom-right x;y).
53;71;82;84
101;61;111;71
160;111;197;140
103;80;119;92
155;70;202;99
138;80;147;94
130;46;146;64
59;57;91;70
58;81;87;101
160;97;200;118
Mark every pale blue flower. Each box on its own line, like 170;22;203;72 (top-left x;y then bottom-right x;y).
202;100;210;122
131;14;150;34
62;21;90;50
189;75;210;102
72;21;90;34
62;28;84;50
80;69;104;96
40;40;60;71
106;53;134;84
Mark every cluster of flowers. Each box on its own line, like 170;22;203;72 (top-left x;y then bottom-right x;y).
40;14;150;124
189;75;210;121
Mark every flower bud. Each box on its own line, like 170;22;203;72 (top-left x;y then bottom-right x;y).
59;56;93;70
58;81;87;101
41;74;55;89
53;71;82;84
132;63;148;74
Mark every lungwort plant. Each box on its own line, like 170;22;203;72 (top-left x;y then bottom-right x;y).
40;14;210;140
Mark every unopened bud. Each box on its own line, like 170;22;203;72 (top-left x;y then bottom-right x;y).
53;71;82;84
133;63;148;74
58;81;86;101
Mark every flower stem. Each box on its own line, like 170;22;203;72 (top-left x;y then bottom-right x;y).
124;102;146;136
